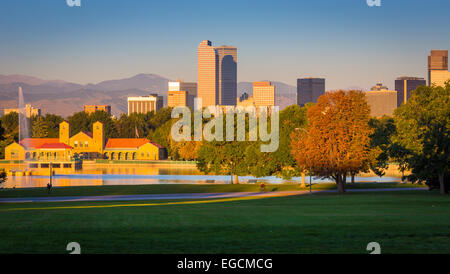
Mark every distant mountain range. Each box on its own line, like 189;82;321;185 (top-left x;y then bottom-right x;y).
0;74;297;117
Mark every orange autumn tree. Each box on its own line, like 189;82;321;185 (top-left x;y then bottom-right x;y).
175;140;202;161
291;90;373;193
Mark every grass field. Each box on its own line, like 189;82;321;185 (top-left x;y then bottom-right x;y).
0;182;425;198
0;189;449;254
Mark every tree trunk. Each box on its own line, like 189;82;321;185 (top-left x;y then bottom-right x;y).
336;174;346;194
301;171;306;188
439;172;445;195
351;173;355;184
230;174;233;185
234;174;239;184
342;174;347;192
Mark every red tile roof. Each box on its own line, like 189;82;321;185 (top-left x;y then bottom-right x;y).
20;138;59;149
37;143;73;149
149;141;163;149
105;138;162;149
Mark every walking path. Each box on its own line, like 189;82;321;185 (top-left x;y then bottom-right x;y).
0;187;426;204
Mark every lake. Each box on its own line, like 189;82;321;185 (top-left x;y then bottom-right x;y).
0;163;403;188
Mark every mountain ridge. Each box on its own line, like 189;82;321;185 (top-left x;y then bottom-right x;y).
0;74;297;117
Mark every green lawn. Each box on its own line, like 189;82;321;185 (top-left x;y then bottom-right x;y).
0;182;425;198
0;191;449;254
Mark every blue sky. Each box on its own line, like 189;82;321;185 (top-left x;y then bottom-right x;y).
0;0;449;90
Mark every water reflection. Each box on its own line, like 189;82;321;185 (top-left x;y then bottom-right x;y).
0;163;402;189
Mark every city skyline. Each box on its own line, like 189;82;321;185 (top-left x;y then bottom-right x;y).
1;0;450;90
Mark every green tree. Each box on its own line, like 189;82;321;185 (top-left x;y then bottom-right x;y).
42;114;64;138
147;119;176;157
116;113;148;138
392;82;450;194
0;112;19;140
368;116;396;177
0;120;5;141
197;109;280;184
0;120;8;159
0;169;6;185
32;117;48;138
89;110;118;138
149;107;173;129
67;111;90;136
197;140;249;184
243;105;308;182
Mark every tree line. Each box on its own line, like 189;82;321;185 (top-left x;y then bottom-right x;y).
1;81;448;194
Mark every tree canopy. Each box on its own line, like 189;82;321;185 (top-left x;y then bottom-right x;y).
291;90;373;193
392;82;450;194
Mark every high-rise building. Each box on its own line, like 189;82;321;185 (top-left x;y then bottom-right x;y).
197;40;237;107
297;78;325;106
428;50;450;87
168;81;197;109
84;105;111;115
253;81;275;107
215;46;237;106
365;83;397;117
428;50;448;70
167;90;187;107
198;40;218;107
394;77;426;107
127;94;163;115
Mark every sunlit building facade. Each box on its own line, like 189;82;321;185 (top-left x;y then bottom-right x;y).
428;49;449;87
84;105;111;115
197;40;237;107
365;89;397;117
168;81;197;109
253;81;275;107
167;90;187;107
198;40;218;107
4;121;166;161
127;94;163;115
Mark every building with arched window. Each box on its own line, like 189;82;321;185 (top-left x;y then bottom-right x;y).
4;121;166;161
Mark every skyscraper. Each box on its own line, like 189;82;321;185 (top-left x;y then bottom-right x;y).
365;83;397;117
167;90;187;108
297;78;325;106
394;76;426;107
428;50;450;87
215;46;237;106
197;40;218;107
197;40;237;107
168;81;197;109
253;81;275;107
